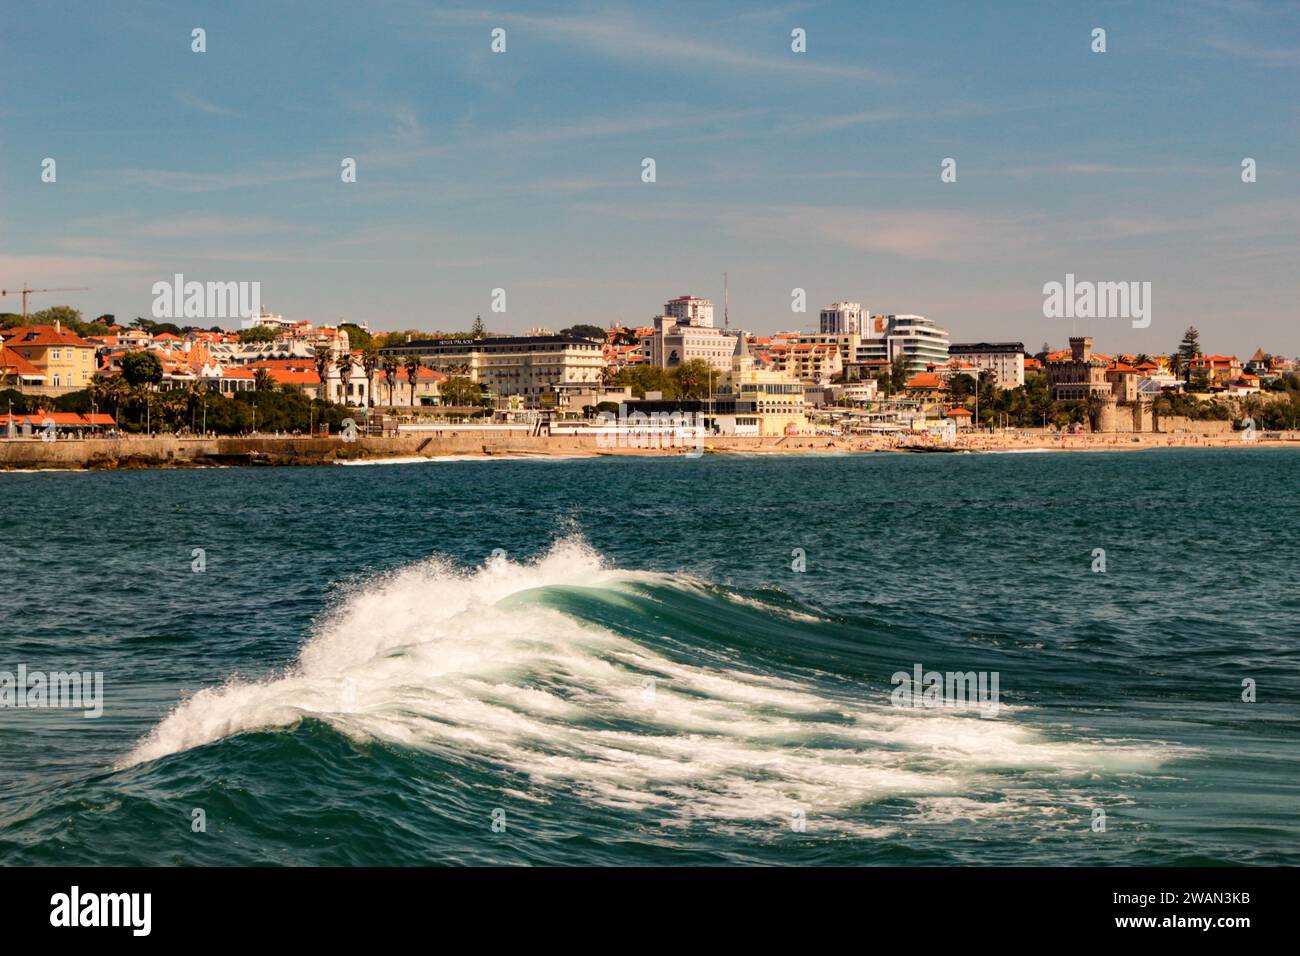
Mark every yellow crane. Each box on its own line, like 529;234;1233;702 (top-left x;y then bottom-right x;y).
1;285;89;322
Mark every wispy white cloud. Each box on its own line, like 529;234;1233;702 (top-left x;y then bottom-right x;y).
427;8;883;81
1202;34;1300;66
100;162;329;193
175;92;237;115
577;199;1040;261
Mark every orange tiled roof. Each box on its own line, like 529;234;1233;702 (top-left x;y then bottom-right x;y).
1;411;116;427
1;346;43;376
2;325;94;349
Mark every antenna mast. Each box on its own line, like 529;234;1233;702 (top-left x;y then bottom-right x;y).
723;272;729;330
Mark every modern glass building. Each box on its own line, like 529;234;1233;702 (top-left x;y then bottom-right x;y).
856;314;950;375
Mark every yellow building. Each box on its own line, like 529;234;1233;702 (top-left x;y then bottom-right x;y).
1;323;96;391
713;334;808;436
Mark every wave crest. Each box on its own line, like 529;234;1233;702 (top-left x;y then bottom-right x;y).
123;536;1174;833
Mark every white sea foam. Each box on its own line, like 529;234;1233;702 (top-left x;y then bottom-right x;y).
122;537;1178;833
335;454;592;466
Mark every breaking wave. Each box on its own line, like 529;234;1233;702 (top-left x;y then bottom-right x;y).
123;537;1176;834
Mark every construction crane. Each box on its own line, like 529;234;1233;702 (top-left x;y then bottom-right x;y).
1;285;89;322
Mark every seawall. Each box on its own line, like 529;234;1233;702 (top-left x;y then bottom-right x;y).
0;432;849;469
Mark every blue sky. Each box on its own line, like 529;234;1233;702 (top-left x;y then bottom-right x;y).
2;0;1298;354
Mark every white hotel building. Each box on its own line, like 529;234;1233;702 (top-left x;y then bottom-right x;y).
382;334;604;404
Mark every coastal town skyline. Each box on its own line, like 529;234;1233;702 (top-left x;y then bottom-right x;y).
3;1;1298;352
2;292;1292;363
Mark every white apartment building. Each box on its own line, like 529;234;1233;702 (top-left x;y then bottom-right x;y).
858;314;950;375
644;314;739;372
663;295;714;328
239;310;298;332
819;301;864;335
946;342;1026;389
768;340;844;384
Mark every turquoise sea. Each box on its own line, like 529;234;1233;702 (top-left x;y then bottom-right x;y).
1;448;1297;865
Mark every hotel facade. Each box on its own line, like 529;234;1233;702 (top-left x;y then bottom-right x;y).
380;334;604;403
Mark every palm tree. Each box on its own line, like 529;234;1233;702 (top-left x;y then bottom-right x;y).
1083;393;1105;432
313;348;332;404
253;368;276;392
336;352;354;406
94;374;129;426
88;372;111;408
361;345;379;408
129;382;151;430
162;389;188;429
382;355;400;407
404;355;422;406
1239;395;1264;428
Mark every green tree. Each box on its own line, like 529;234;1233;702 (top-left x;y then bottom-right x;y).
336;352;354;405
361;344;379;406
381;354;400;406
340;323;372;351
239;325;278;344
1177;327;1202;363
560;324;605;341
29;305;82;328
313;348;333;403
440;376;482;406
672;359;714;399
946;373;975;403
889;355;910;393
614;364;677;400
1083;393;1105;432
471;314;486;338
253;368;276;392
120;350;163;388
404;355;422;405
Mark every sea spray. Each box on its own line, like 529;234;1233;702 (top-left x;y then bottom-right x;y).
121;537;1171;834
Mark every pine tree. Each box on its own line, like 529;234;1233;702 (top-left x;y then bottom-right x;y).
471;314;486;338
1177;327;1202;361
